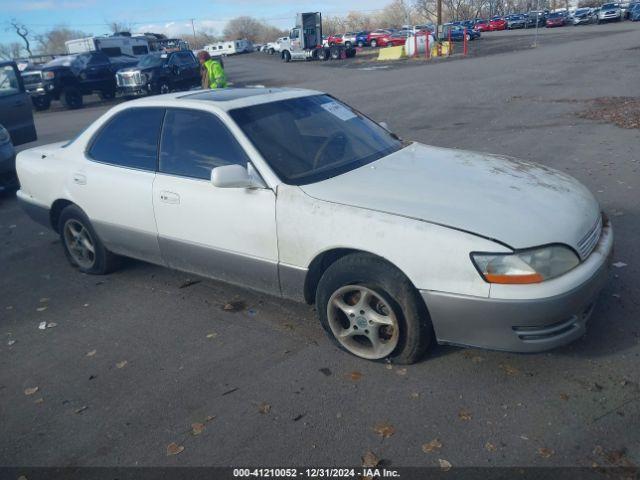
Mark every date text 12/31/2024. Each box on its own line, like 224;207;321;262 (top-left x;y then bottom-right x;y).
233;468;401;478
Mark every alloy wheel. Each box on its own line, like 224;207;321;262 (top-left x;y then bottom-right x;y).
63;219;96;269
327;285;399;360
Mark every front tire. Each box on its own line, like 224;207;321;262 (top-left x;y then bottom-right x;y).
316;253;433;364
370;39;378;48
32;95;51;111
59;205;119;275
282;50;291;62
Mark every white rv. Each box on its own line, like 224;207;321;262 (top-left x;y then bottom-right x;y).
65;35;150;57
203;39;253;57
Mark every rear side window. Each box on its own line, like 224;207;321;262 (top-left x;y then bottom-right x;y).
88;108;165;171
159;108;249;180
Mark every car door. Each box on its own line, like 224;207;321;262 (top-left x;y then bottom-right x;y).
176;52;199;89
0;61;36;146
181;52;200;89
74;107;165;264
152;107;280;295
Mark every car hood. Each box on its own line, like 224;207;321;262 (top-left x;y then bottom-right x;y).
299;143;600;252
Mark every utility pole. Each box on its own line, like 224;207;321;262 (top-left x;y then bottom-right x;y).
437;0;442;38
190;18;197;48
533;0;540;47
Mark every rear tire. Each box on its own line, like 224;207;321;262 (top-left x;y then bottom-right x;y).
59;205;120;275
370;39;378;48
62;87;83;109
316;253;434;364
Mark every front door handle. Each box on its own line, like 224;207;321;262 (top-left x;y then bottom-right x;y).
73;173;87;185
159;191;180;204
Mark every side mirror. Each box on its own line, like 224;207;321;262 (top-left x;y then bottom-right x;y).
379;121;390;131
211;164;266;189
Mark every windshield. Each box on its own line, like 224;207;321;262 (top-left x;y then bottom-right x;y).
549;12;563;17
229;95;403;185
138;54;164;68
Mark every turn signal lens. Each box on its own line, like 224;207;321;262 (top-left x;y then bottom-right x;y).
42;71;55;80
472;245;580;284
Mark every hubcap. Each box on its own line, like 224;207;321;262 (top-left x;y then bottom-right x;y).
160;84;170;94
327;285;399;360
63;219;96;269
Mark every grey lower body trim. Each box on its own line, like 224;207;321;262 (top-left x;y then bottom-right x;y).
93;221;164;265
422;260;610;353
158;236;280;297
278;263;308;302
18;196;51;229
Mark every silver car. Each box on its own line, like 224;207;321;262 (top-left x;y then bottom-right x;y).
598;3;622;22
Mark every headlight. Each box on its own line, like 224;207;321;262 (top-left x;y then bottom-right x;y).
42;71;55;80
471;245;580;284
0;125;10;145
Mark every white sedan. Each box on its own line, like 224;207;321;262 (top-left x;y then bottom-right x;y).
16;88;613;363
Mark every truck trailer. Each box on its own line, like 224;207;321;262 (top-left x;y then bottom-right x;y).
279;12;356;62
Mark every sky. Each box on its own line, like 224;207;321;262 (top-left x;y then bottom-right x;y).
1;0;392;43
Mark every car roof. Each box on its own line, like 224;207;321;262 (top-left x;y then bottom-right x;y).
122;87;323;112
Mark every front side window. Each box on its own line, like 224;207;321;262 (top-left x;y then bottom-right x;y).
88;108;165;170
159;109;250;180
0;65;21;97
229;95;403;185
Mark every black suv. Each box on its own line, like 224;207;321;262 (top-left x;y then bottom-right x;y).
39;51;138;110
115;50;200;97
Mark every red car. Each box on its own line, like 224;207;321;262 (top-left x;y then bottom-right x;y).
474;19;492;31
366;29;392;48
489;17;507;30
545;13;566;27
377;33;409;47
326;34;344;45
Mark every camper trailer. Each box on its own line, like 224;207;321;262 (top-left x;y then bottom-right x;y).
65;34;150;57
204;39;253;57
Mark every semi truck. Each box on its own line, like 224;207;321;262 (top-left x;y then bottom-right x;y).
279;12;356;62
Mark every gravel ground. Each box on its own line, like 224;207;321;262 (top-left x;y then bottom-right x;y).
1;20;639;471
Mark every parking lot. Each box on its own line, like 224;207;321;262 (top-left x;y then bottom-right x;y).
1;21;639;470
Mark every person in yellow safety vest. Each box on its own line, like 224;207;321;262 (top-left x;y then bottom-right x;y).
197;51;227;89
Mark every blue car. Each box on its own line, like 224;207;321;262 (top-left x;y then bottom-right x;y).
440;24;481;41
355;31;370;47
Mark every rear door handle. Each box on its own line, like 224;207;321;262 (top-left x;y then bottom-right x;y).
73;173;86;185
159;191;180;204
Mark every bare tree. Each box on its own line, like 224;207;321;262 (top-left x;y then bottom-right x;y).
8;19;32;56
191;28;220;49
376;0;415;27
413;0;438;22
106;20;134;34
0;42;24;60
35;26;90;55
223;16;287;43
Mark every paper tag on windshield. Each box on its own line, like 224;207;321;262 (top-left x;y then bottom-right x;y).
321;102;357;121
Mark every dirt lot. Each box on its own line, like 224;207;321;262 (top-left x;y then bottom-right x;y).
1;20;639;471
